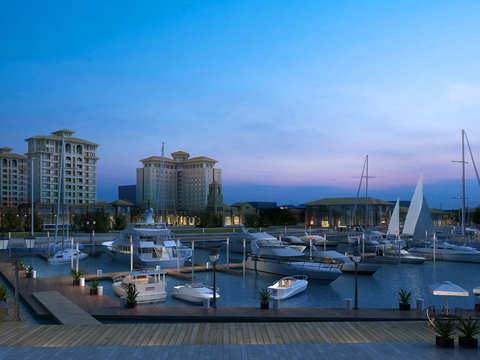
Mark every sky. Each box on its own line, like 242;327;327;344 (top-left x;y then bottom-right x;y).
1;1;480;209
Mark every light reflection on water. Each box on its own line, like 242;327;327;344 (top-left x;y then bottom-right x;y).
22;247;480;309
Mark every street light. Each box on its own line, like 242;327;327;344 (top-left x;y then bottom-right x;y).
209;250;220;308
0;231;9;254
352;248;361;309
24;232;36;253
86;220;96;253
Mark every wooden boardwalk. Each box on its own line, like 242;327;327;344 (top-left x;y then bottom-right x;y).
32;291;101;325
0;299;442;347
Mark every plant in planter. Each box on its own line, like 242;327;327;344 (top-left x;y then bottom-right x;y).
126;286;139;308
25;264;34;278
18;259;26;270
258;288;272;309
11;255;16;265
0;284;9;302
457;315;480;349
434;317;456;348
71;271;82;285
88;277;100;295
398;289;412;310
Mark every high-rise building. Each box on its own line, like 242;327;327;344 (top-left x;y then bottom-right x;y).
0;147;28;207
136;151;221;213
24;129;100;205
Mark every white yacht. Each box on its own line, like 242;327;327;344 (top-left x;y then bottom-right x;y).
245;239;342;282
408;242;480;263
309;247;382;275
299;232;340;248
268;275;308;300
279;234;307;253
47;249;88;265
102;209;192;268
112;269;167;304
375;246;426;264
172;283;220;304
347;234;383;252
221;226;278;253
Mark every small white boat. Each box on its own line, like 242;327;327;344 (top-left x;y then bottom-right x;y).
112;269;167;304
268;275;308;300
172;283;220;304
47;249;88;265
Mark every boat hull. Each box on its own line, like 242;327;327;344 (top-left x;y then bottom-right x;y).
112;283;167;303
408;249;480;263
103;243;184;268
245;257;342;282
172;287;220;304
268;281;307;300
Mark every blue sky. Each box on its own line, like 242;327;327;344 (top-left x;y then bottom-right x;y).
1;1;480;209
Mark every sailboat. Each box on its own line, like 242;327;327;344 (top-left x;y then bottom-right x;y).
408;130;480;263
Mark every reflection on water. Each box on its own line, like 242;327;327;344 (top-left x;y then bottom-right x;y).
16;247;480;309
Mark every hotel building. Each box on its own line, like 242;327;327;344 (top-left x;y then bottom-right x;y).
136;151;221;222
0;147;28;207
24;129;100;205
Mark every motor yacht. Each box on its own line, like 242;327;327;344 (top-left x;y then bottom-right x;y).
299;232;340;248
102;208;192;268
112;269;167;304
268;275;308;300
408;242;480;263
47;249;88;265
220;226;278;253
279;234;307;253
309;247;381;275
245;239;342;282
375;246;426;264
172;283;220;304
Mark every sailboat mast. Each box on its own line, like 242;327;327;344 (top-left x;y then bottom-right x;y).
462;129;466;243
366;155;369;229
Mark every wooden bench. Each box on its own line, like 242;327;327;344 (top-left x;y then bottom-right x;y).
0;300;8;316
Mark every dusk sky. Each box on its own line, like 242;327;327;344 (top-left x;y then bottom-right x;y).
2;1;480;210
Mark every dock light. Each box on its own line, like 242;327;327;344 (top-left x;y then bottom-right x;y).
209;250;220;308
24;232;36;253
352;248;361;310
0;232;9;253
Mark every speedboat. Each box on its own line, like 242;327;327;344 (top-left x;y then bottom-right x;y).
375;246;426;264
268;275;308;300
309;247;382;275
102;208;192;268
112;269;167;303
408;242;480;263
47;249;88;265
347;233;383;252
245;239;342;282
172;283;220;304
220;226;278;253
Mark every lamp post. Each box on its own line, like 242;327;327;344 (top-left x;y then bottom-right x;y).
25;232;36;253
352;248;361;309
0;232;9;254
209;250;220;308
86;220;96;254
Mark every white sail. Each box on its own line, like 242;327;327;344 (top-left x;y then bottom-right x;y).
403;172;435;239
387;198;400;236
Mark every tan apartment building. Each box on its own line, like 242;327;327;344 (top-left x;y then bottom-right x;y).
136;151;222;223
24;129;99;205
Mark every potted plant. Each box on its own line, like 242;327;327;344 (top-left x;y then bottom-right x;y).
25;264;34;278
11;255;15;266
88;277;100;295
71;271;82;285
398;289;412;310
126;287;139;308
258;288;272;309
18;259;26;270
434;317;455;348
0;284;9;302
457;315;480;349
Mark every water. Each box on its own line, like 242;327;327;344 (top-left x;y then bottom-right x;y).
22;246;480;310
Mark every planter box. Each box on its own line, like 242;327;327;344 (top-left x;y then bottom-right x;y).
90;289;98;295
436;336;454;348
18;266;25;271
399;303;411;310
72;280;80;286
261;302;269;309
126;301;137;309
26;272;32;278
459;336;478;349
